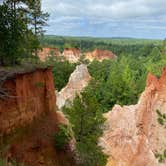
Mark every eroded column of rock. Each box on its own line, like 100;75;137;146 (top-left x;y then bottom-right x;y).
56;64;91;109
99;69;166;166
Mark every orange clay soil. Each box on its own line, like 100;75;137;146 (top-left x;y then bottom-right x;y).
3;111;75;166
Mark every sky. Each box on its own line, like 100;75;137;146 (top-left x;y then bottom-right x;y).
1;0;166;39
41;0;166;39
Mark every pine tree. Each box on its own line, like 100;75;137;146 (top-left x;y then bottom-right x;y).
0;0;28;65
63;90;107;166
28;0;49;56
0;0;49;66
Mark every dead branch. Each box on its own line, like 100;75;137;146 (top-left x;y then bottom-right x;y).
0;71;17;99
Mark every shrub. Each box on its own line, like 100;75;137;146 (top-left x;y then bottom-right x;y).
54;124;72;150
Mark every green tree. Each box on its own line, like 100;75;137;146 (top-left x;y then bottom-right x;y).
63;91;107;166
0;0;28;65
28;0;49;56
0;0;49;66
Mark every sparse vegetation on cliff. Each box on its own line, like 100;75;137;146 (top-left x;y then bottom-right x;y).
54;124;73;150
155;110;166;163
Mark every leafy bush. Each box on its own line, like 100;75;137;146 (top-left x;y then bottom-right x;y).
156;110;166;126
155;110;166;163
54;124;72;150
155;149;166;163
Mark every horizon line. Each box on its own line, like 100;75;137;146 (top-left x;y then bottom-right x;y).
44;34;164;40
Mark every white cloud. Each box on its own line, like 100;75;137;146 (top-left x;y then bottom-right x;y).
42;0;166;19
42;0;166;38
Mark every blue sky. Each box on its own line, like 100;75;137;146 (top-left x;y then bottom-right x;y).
2;0;165;39
42;0;166;39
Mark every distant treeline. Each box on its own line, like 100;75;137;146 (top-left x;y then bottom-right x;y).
40;35;163;56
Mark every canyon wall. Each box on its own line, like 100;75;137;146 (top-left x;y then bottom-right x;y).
38;47;117;63
56;64;91;109
0;67;75;166
38;47;61;61
0;68;56;136
99;69;166;166
85;49;117;62
62;48;81;63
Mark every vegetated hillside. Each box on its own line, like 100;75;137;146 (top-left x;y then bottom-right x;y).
41;39;166;166
0;67;75;166
57;39;166;166
99;69;166;166
40;35;162;55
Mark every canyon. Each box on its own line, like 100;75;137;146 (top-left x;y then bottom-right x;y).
99;69;166;166
38;47;117;63
1;58;166;166
0;67;74;166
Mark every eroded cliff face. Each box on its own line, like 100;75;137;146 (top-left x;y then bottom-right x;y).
99;69;166;166
38;47;117;63
56;64;91;109
85;49;117;62
38;47;61;61
0;68;56;135
0;68;75;166
62;48;81;63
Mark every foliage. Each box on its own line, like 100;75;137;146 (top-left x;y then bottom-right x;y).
86;42;166;111
0;0;28;65
0;158;25;166
156;110;166;126
28;0;49;36
27;0;49;56
87;56;146;111
155;110;166;163
155;150;166;163
78;55;90;65
46;56;76;91
40;35;162;55
63;91;107;166
54;124;72;150
0;0;49;66
48;39;166;165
